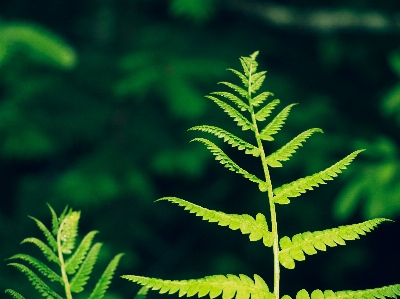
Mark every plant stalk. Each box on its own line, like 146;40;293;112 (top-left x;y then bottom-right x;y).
57;219;73;299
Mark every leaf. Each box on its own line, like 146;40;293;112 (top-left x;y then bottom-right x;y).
255;99;280;121
260;104;297;141
205;96;253;131
278;218;390;269
28;216;57;252
189;125;260;157
88;253;124;299
211;92;249;112
249;71;266;94
5;289;26;299
7;263;63;299
7;254;62;283
251;92;274;108
59;210;80;254
240;55;258;77
191;138;263;184
134;286;149;299
228;68;248;87
70;242;103;293
273;150;364;204
266;128;323;167
21;238;59;265
47;204;59;237
218;82;248;98
122;274;274;299
158;197;273;247
66;230;98;275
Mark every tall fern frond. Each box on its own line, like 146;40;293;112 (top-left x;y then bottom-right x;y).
158;197;273;247
266;128;324;167
121;274;275;299
88;253;124;299
191;138;263;184
205;95;253;131
59;210;80;254
5;289;26;299
278;218;390;269
210;92;249;111
70;242;103;293
251;92;274;108
8;263;63;299
28;216;57;252
21;237;59;265
273;150;365;204
218;82;248;98
7;254;62;282
66;230;98;275
259;104;297;141
189;125;260;157
255;99;280;121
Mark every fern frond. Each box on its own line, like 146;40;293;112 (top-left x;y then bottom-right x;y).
189;125;260;157
5;289;26;299
260;104;297;141
47;203;59;237
158;197;273;247
134;286;149;299
251;92;274;108
59;210;80;254
255;99;280;121
21;238;59;265
249;71;266;94
278;218;390;269
70;242;103;293
8;263;63;299
228;69;248;87
273;150;364;204
205;96;253;131
240;54;258;77
66;230;98;275
28;216;57;252
88;253;124;299
191;138;263;184
7;254;62;283
266;128;323;167
122;274;274;299
218;82;248;98
211;92;249;111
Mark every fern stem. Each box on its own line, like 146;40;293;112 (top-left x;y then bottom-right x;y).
57;218;73;299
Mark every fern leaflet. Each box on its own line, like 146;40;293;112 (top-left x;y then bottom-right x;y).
228;68;248;87
259;104;297;141
278;218;390;269
134;286;149;299
211;92;249;112
273;150;364;204
21;237;59;265
121;274;275;299
59;210;80;254
255;99;280;121
47;203;59;236
5;289;26;299
158;197;273;247
218;82;248;98
28;216;57;252
251;92;274;108
66;230;98;274
249;71;266;94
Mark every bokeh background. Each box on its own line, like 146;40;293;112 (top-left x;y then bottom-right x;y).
1;0;400;298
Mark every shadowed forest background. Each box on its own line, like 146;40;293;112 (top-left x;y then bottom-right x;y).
1;0;400;298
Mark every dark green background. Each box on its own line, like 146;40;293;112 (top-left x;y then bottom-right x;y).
1;1;399;298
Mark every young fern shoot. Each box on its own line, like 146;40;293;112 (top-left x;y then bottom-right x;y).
5;205;123;299
122;52;399;299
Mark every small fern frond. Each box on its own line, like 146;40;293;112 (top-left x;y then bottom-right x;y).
59;210;80;254
122;274;274;299
7;263;63;299
273;150;364;204
249;71;266;94
5;289;26;299
189;125;260;157
7;254;62;283
266;128;324;167
134;286;149;299
278;218;390;269
260;104;297;141
240;53;259;76
205;96;253;131
70;242;103;293
47;203;59;236
21;238;59;265
211;92;249;112
255;99;280;121
88;253;124;299
228;68;248;87
218;82;248;98
158;197;273;247
251;92;274;108
66;230;98;275
28;216;57;252
191;138;263;184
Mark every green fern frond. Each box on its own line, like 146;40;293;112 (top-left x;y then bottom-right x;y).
121;274;274;299
21;237;59;265
134;286;149;299
7;254;62;282
47;203;59;237
189;125;260;157
211;92;249;111
7;263;63;299
205;95;253;131
255;99;280;121
278;218;390;269
240;53;259;77
260;104;297;141
5;289;26;299
70;242;103;293
59;210;80;254
218;82;248;98
66;230;98;275
191;138;263;184
88;253;124;299
273;150;364;204
28;216;57;252
158;197;273;247
251;92;274;108
266;128;324;167
249;71;266;94
228;69;248;87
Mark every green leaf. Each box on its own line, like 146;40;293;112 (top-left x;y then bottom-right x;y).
255;99;280;121
273;150;364;204
59;210;80;254
260;104;297;141
249;71;266;94
189;125;260;157
211;92;249;112
5;289;26;299
47;204;59;237
251;92;274;108
278;218;390;269
218;82;248;98
158;197;273;247
134;286;149;299
228;68;248;87
21;238;59;265
66;230;98;275
240;55;258;77
28;216;57;252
